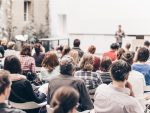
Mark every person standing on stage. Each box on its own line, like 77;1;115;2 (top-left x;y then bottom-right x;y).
115;25;125;48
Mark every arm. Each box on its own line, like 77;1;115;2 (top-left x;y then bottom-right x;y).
77;81;94;111
24;80;46;103
30;57;36;73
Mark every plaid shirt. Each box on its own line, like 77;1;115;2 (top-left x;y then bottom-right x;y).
19;55;36;73
74;70;102;97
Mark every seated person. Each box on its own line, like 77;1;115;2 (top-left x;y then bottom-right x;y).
40;51;60;82
103;43;119;61
32;43;45;67
4;55;47;103
0;70;26;113
97;56;112;84
47;56;93;112
88;45;100;72
50;86;79;113
4;55;47;113
74;54;102;99
132;47;150;85
121;52;146;108
5;41;19;57
92;60;144;113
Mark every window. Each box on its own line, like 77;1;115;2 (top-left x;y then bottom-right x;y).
24;0;31;21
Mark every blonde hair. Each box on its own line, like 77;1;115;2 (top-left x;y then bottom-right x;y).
69;50;79;65
79;53;93;71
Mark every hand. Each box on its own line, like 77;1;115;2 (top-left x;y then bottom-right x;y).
125;81;135;97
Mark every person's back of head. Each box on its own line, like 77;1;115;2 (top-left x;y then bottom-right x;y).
42;51;59;72
100;56;112;72
125;43;131;50
7;41;15;49
79;53;93;71
60;56;75;75
34;43;41;55
4;55;22;74
51;86;79;113
73;39;80;47
121;52;134;65
110;43;119;51
136;47;149;62
88;45;96;54
0;70;11;100
110;60;131;82
117;48;125;60
20;43;31;56
62;45;71;57
144;40;150;48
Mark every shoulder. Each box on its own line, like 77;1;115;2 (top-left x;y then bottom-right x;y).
4;108;26;113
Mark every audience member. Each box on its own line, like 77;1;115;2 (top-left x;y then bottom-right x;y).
117;48;125;60
125;43;131;52
125;43;135;57
132;47;150;85
0;40;5;58
19;43;36;79
144;40;150;49
69;49;79;69
47;56;93;111
97;56;112;84
92;60;144;113
121;52;146;108
0;70;26;113
4;41;19;57
40;51;60;82
32;43;45;67
88;45;100;72
50;86;79;113
61;45;70;59
103;43;119;61
72;39;84;60
4;55;47;113
74;54;102;99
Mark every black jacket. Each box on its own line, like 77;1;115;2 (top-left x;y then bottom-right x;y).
9;79;46;103
0;103;26;113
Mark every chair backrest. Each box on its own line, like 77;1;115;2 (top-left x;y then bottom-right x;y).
46;105;53;113
9;101;47;110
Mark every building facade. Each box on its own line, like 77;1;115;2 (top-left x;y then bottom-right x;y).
0;0;49;40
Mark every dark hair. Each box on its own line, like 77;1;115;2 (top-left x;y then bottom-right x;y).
73;39;80;47
42;51;59;72
20;43;31;56
110;43;119;50
34;43;41;55
88;45;96;54
137;47;149;62
0;70;11;95
110;60;131;81
4;55;22;74
144;40;150;47
121;52;134;65
125;43;131;50
100;56;112;72
60;56;75;75
117;48;125;60
51;86;79;113
56;45;63;52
